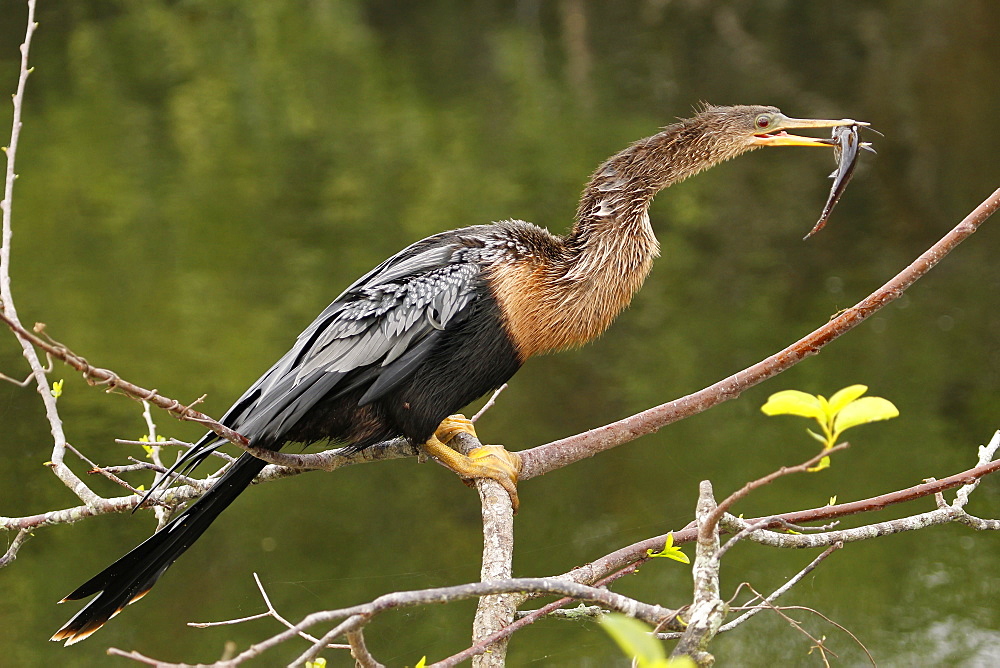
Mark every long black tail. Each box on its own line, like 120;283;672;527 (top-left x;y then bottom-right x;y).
50;452;267;645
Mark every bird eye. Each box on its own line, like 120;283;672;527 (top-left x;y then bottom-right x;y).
755;114;772;130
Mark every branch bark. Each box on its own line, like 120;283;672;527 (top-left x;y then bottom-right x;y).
449;431;520;668
671;481;726;666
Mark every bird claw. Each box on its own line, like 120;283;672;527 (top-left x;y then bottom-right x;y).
423;415;522;513
434;414;477;443
464;445;522;513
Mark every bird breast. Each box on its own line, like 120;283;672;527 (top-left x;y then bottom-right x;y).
486;215;658;360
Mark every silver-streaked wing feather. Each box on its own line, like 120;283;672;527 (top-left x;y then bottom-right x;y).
211;230;490;443
138;226;505;499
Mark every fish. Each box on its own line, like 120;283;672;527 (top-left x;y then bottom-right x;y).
804;124;876;239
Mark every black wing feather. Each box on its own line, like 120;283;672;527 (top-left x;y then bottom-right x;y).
143;229;489;497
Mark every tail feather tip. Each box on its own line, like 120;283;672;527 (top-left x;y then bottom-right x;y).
50;623;103;646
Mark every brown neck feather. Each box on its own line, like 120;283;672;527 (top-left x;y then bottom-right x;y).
490;112;756;360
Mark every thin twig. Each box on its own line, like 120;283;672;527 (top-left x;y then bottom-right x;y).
0;351;50;385
767;604;876;666
105;649;165;666
0;313;430;478
701;543;841;636
725;586;875;668
432;560;647;667
347;628;384;668
756;598;838;667
123;458;206;487
0;528;31;567
115;438;236;462
471;384;507;423
714;516;839;564
703;443;849;544
64;443;142;495
189;573;351;650
0;0;104;510
0;317;253;449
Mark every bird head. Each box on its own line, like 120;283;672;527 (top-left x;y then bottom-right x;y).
692;104;867;152
737;105;867;148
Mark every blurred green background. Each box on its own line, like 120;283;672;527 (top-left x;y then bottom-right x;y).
1;1;998;665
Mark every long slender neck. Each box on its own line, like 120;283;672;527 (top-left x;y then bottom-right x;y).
491;116;751;359
568;115;748;252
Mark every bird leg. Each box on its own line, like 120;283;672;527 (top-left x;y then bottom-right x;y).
421;414;522;512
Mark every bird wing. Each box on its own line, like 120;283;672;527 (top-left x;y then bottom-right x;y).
152;228;495;491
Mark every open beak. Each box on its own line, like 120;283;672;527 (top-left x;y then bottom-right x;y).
751;115;870;147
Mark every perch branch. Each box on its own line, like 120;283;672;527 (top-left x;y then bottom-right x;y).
448;430;519;668
518;186;1000;479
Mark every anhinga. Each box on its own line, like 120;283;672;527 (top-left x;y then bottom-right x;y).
52;105;863;645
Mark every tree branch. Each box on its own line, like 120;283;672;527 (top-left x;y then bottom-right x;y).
0;0;106;511
447;430;520;667
691;542;842;637
113;578;679;668
518;186;1000;479
702;443;850;545
552;429;1000;592
671;481;726;666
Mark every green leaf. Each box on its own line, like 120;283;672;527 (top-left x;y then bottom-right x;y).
50;379;64;399
806;429;829;446
827;385;868;414
305;659;326;668
761;390;825;420
646;533;690;565
816;394;832;421
414;657;427;668
807;455;831;473
833;396;899;433
600;614;667;667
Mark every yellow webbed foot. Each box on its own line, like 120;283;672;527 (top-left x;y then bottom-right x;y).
422;414;523;512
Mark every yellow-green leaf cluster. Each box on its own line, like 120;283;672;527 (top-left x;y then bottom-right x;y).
761;385;898;470
50;379;64;399
646;533;690;565
137;433;167;458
